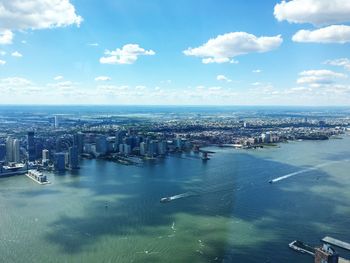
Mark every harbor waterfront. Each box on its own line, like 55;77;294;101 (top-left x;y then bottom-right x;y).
1;136;350;262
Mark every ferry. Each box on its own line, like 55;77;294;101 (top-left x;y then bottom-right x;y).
26;170;49;185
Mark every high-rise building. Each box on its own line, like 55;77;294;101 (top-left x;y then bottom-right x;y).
6;137;20;163
175;138;182;149
42;149;49;161
13;139;20;163
96;135;107;155
116;130;126;146
54;115;60;128
54;153;66;172
158;141;167;155
68;146;79;169
0;144;6;161
6;137;13;162
140;142;147;156
27;131;35;161
148;140;158;156
73;133;84;154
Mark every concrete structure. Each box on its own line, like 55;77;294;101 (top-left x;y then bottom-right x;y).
315;244;339;263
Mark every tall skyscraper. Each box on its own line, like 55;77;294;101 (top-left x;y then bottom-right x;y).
54;153;66;172
68;146;79;169
96;135;107;155
5;137;20;163
0;144;6;161
54;115;60;128
12;139;20;163
42;149;49;161
27;131;35;161
6;137;13;162
73;132;84;154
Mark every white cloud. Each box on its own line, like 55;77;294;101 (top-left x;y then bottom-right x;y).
88;43;99;47
100;44;155;65
0;0;82;44
0;59;5;65
217;75;232;82
11;51;22;57
274;0;350;26
0;50;5;56
21;40;27;44
54;76;63;81
297;69;347;87
0;0;82;30
183;32;282;64
0;30;13;44
292;25;350;43
252;69;262;73
95;76;111;81
324;58;350;71
0;77;32;87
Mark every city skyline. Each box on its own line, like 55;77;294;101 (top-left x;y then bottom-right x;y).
1;0;350;105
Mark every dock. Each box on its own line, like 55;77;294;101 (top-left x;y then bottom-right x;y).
322;236;350;251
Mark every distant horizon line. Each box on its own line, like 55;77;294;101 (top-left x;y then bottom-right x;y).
0;104;349;108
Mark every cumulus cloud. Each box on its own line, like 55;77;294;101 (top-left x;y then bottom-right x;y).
324;58;350;71
54;76;63;81
0;0;82;30
0;59;5;65
297;69;347;87
11;51;22;57
274;0;350;26
100;44;155;65
217;75;232;82
0;0;82;44
292;25;350;43
252;69;262;73
183;32;282;64
0;30;13;44
95;76;111;81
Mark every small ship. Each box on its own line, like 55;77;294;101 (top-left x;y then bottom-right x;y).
160;197;172;203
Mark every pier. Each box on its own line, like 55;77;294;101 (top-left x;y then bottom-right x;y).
322;237;350;252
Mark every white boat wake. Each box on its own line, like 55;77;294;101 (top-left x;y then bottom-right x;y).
269;159;349;183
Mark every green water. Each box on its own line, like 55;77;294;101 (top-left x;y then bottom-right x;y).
1;136;350;262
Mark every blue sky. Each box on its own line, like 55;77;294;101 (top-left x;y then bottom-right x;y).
0;0;350;105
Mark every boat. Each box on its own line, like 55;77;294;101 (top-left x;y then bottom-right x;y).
160;197;172;203
26;169;49;185
289;240;315;256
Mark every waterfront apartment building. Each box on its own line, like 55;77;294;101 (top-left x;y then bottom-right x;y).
68;146;79;169
73;133;84;154
54;153;66;172
6;137;20;163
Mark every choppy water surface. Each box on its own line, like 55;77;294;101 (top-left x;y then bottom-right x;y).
1;136;350;262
